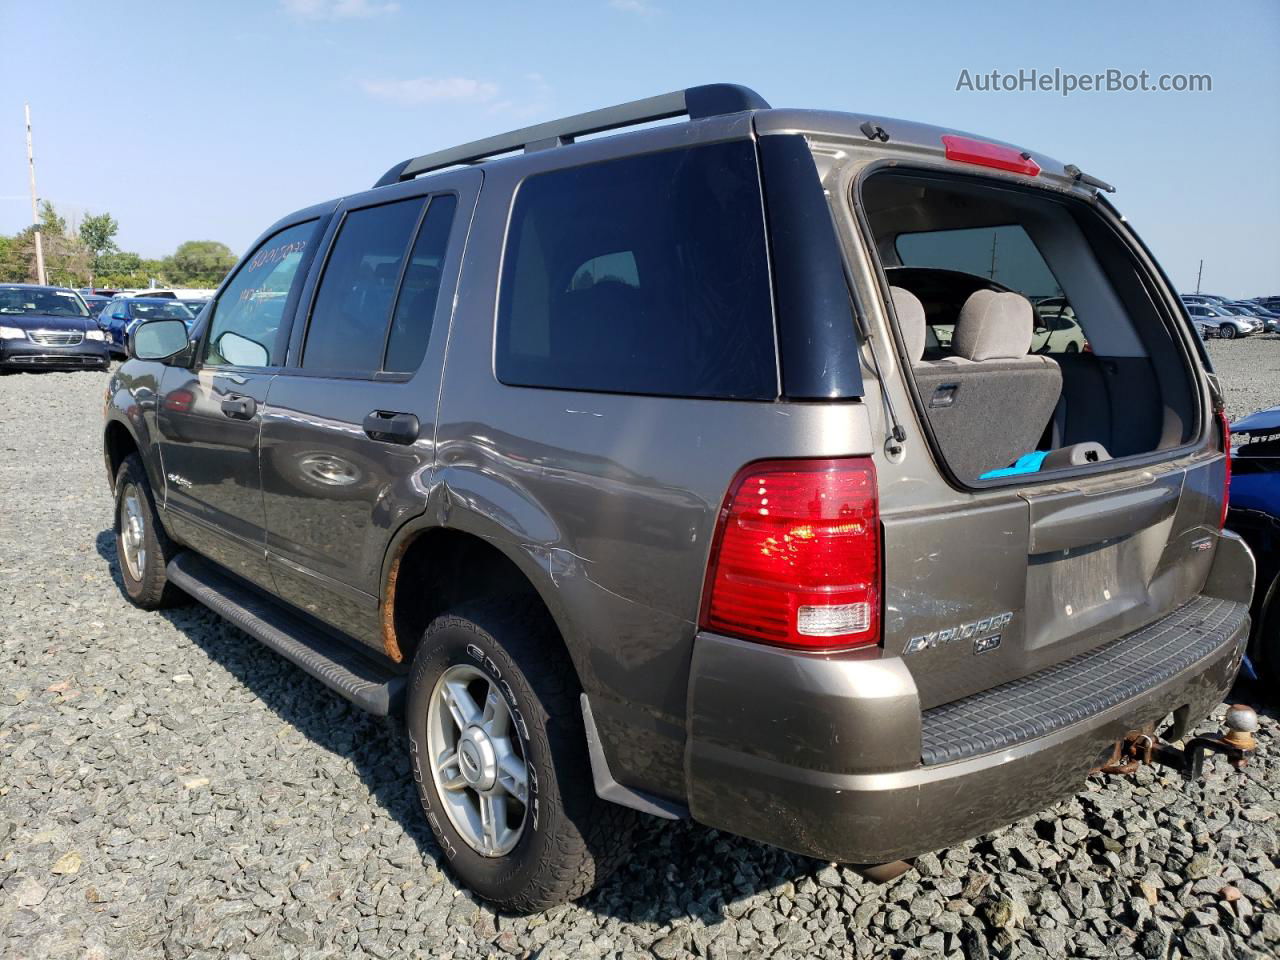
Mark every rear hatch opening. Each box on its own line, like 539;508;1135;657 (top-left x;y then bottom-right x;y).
851;163;1230;714
857;167;1206;489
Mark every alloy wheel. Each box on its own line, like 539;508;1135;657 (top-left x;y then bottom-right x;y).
119;483;147;581
426;663;529;856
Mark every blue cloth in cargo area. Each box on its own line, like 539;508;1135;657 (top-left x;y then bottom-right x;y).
979;450;1049;480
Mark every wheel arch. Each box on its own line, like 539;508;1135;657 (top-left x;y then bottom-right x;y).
103;416;142;492
379;521;582;682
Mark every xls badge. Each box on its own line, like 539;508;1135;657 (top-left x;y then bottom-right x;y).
904;611;1013;656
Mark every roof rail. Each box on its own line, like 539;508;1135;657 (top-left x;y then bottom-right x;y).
372;83;770;188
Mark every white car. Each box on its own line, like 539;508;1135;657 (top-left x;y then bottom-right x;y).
1032;299;1088;353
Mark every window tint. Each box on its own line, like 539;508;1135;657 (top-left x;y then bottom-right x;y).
384;194;457;374
895;225;1088;356
897;225;1062;299
204;220;316;367
303;198;424;373
496;140;777;399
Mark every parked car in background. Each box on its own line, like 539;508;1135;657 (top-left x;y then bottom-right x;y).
1184;301;1257;338
1250;296;1280;313
1228;406;1280;688
82;294;113;318
100;297;195;357
1181;293;1231;307
1031;297;1088;353
0;283;110;371
1190;318;1216;339
1229;302;1280;334
178;299;210;321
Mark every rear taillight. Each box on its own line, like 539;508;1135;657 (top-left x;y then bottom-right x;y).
700;458;880;651
1218;410;1231;530
941;134;1041;177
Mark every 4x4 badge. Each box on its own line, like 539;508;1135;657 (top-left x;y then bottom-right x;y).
973;634;1002;654
904;612;1013;655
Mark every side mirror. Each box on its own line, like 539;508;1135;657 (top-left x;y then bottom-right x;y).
215;330;269;368
130;318;192;363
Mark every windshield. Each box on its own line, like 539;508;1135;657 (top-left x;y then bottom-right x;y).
132;301;194;321
0;287;90;318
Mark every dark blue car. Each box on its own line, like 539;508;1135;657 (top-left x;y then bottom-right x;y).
1229;406;1280;686
100;297;195;357
0;284;111;371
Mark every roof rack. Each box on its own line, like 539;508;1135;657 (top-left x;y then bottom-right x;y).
372;83;770;188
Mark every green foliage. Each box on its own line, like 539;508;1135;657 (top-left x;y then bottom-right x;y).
169;241;238;286
38;200;67;236
0;203;236;289
79;212;120;268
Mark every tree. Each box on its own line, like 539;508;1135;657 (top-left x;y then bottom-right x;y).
79;212;120;277
169;240;237;286
38;200;67;237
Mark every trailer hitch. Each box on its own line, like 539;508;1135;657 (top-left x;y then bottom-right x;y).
1095;704;1259;780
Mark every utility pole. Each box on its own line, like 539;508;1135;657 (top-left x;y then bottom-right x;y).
1195;259;1203;294
987;232;998;280
25;103;46;286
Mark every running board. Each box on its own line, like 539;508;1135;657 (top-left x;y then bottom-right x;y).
166;552;405;716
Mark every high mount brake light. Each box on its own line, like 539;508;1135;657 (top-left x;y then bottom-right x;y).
700;458;881;652
941;135;1041;177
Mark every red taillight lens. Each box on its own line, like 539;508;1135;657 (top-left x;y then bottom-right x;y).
1218;410;1231;530
701;458;880;651
941;134;1041;177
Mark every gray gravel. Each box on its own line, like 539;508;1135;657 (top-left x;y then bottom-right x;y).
1;360;1278;960
1205;334;1280;423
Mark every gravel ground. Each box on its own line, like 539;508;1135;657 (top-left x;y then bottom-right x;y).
1;352;1278;960
1205;334;1280;423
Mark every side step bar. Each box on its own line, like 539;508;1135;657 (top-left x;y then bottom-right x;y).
167;552;405;716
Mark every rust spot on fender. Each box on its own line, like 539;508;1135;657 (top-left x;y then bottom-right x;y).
381;541;409;663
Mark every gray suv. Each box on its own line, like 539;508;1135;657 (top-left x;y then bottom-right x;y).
103;84;1256;911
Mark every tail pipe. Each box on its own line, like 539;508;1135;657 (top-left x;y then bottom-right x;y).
1095;704;1259;779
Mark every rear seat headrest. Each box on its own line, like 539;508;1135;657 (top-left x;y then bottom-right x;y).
953;289;1034;361
889;286;927;362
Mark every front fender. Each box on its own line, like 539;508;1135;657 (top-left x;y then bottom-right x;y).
103;362;168;500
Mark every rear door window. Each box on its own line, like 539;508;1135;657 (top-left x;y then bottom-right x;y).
303;198;424;374
496;140;777;400
384;195;458;374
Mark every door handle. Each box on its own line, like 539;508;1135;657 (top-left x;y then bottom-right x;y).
221;395;257;420
363;410;419;445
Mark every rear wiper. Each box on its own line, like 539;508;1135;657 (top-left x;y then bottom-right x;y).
1063;163;1116;194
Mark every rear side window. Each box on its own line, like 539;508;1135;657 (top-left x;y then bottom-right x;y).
204;220;316;367
496;140;777;399
384;195;457;374
303;198;424;373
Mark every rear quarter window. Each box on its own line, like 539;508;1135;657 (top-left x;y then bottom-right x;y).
495;140;778;400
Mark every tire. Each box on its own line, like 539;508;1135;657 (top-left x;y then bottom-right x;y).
405;601;637;912
1219;324;1237;340
113;454;186;609
1064;341;1080;354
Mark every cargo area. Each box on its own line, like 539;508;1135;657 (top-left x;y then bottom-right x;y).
860;169;1203;485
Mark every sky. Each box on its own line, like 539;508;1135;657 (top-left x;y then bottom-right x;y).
1;0;1276;297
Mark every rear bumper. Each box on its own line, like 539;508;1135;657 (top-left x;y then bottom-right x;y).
684;531;1254;864
0;338;109;369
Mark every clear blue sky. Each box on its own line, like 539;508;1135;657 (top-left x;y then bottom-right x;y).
2;0;1276;296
